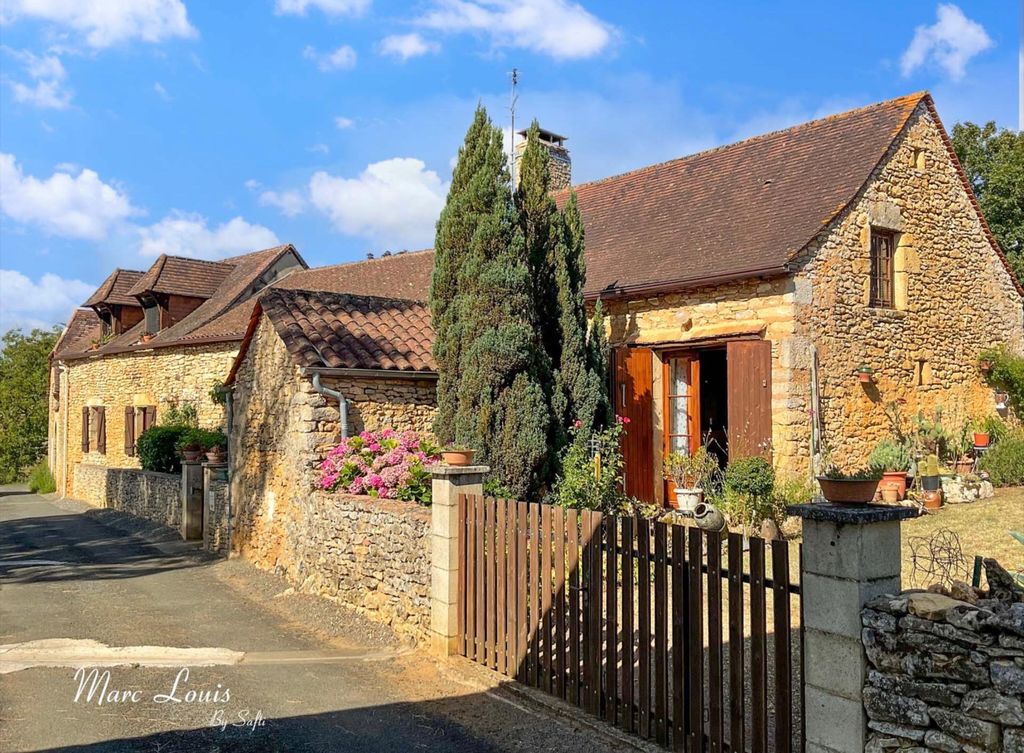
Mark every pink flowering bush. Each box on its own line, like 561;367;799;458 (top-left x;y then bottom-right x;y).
319;430;441;504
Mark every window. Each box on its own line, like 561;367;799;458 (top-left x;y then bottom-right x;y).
124;406;156;456
81;406;106;454
869;229;896;308
665;357;693;455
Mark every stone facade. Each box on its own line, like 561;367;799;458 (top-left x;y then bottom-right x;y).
863;590;1024;753
73;463;181;529
603;101;1022;490
50;343;237;498
204;466;230;553
228;316;437;634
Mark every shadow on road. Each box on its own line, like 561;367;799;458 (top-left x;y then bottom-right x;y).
0;508;212;584
25;694;509;753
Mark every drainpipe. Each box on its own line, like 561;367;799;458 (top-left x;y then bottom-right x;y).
224;387;234;556
311;371;349;438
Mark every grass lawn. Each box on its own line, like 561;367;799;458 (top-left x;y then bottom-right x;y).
901;486;1024;588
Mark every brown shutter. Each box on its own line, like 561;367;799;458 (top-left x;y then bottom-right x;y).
81;407;90;452
615;346;655;502
124;406;135;456
144;407;156;432
96;407;106;455
726;340;773;461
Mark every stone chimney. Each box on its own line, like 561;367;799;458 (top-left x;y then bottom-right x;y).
514;126;571;191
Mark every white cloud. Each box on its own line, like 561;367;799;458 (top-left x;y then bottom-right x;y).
0;269;96;333
274;0;370;17
309;157;447;248
137;212;280;260
901;3;993;81
258;189;306;218
378;32;440;61
3;48;72;109
334;115;355;129
303;44;357;71
1;0;197;49
417;0;614;60
0;153;140;239
153;81;171;100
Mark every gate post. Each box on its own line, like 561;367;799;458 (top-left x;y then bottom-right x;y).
429;464;489;657
180;461;204;541
789;503;917;753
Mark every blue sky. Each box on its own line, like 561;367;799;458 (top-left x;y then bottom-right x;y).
0;0;1018;332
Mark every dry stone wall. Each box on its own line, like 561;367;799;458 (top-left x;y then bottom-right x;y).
73;463;181;530
862;589;1024;753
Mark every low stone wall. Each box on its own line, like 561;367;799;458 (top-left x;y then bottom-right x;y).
73;463;181;530
244;491;432;641
862;585;1024;753
204;466;230;553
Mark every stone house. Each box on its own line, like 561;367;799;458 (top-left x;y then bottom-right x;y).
225;285;436;569
48;243;306;499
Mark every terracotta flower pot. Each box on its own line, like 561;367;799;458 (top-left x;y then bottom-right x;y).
858;372;873;383
955;457;974;477
879;471;907;500
816;477;880;505
442;449;475;467
978;359;992;373
880;483;900;504
182;448;203;463
922;489;943;510
205;449;226;464
973;432;990;449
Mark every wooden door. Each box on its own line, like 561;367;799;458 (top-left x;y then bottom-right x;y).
726;340;773;461
663;354;700;505
614;347;654;501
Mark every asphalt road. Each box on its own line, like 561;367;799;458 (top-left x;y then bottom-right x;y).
0;487;624;753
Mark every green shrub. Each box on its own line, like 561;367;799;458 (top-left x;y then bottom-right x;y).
175;427;226;452
27;460;55;493
980;345;1024;413
868;439;912;472
979;430;1024;486
721;457;777;529
551;419;631;514
138;425;188;474
160;401;198;428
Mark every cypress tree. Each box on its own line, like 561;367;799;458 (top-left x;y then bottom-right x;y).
430;106;492;445
587;298;613;429
435;107;551;499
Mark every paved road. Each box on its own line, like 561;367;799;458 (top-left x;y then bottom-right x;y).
0;487;621;753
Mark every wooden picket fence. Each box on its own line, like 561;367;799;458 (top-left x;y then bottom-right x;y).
456;494;805;753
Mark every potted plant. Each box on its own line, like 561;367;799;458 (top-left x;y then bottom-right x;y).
978;357;992;374
919;453;941;492
855;364;874;384
175;428;204;463
816;466;883;505
442;447;475;466
971;418;991;449
198;429;228;463
868;439;911;500
663;446;719;513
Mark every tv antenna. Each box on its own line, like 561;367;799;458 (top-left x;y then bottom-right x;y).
509;67;519;185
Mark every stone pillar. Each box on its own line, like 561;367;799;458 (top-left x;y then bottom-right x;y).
429;464;489;656
789;502;918;753
181;461;204;541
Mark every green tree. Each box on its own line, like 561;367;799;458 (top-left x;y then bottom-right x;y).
587;298;613;429
952;121;1024;283
0;327;60;483
433;106;551;499
430;106;495;445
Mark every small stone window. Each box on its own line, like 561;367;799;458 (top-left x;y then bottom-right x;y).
914;359;932;387
909;146;926;170
869;229;896;308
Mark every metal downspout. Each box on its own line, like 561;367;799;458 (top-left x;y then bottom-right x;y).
312;372;349;438
224;387;234;556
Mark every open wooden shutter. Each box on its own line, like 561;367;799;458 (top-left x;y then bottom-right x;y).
124;406;136;455
727;340;773;461
143;407;156;432
95;407;106;455
614;346;655;502
81;407;90;452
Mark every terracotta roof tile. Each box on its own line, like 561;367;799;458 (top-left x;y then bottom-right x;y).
127;255;235;298
272;249;434;300
567;92;929;297
83;269;145;307
259;288;435;372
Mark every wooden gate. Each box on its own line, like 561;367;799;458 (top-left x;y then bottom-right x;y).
457;494;804;753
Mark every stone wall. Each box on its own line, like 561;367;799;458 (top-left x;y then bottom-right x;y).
277;492;432;641
862;589;1024;753
54;342;237;498
229;316;437;635
798;103;1024;468
73;463;181;529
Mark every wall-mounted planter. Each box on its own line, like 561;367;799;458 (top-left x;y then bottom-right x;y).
856;364;875;384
